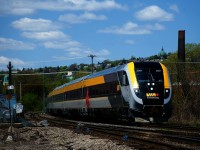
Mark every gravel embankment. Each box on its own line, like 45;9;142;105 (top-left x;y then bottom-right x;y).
0;127;135;150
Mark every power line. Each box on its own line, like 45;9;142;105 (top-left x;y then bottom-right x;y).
0;71;91;76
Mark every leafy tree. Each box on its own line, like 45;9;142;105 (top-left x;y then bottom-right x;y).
164;43;200;63
130;55;136;60
21;93;43;112
69;63;78;71
149;55;160;60
186;43;200;62
60;66;67;72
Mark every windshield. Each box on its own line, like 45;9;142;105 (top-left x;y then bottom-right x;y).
135;68;163;83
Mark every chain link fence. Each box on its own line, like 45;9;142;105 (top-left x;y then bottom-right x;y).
164;62;200;125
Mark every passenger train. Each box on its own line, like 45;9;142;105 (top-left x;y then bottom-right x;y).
46;62;172;123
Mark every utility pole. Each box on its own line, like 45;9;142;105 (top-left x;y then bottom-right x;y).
7;62;13;124
88;54;96;73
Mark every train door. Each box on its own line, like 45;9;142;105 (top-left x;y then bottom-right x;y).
117;71;135;122
80;79;88;116
117;71;131;103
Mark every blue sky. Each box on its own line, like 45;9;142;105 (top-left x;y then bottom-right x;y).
0;0;200;69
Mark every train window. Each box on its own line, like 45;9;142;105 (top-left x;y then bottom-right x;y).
78;89;82;99
69;92;71;99
135;69;163;82
86;82;119;98
106;89;108;95
76;90;78;99
73;91;75;98
91;89;94;96
94;89;97;96
95;89;98;95
67;93;69;99
118;71;129;86
58;94;61;101
55;95;57;101
73;91;75;99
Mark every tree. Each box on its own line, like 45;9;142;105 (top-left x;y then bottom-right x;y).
69;63;77;71
21;93;43;112
186;43;200;62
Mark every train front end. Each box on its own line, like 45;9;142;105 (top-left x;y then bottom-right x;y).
130;62;172;121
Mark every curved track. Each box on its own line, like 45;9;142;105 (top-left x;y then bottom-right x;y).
37;113;200;149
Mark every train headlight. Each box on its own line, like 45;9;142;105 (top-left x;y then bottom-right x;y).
164;88;170;99
134;88;141;98
135;89;139;93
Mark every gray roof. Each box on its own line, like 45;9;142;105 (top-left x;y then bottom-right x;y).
54;63;127;91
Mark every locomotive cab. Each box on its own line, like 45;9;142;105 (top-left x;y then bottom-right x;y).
128;62;172;122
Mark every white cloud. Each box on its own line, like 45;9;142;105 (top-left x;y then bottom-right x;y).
169;4;179;13
11;15;102;60
98;22;151;35
9;8;35;15
99;22;166;35
48;40;91;58
125;40;135;45
135;5;174;21
12;18;61;31
53;47;91;60
22;31;67;40
52;55;83;61
0;56;25;66
60;0;126;11
93;49;110;61
44;40;81;49
42;37;91;59
0;0;35;15
146;23;165;30
53;48;110;61
95;49;110;56
0;0;126;15
0;37;35;51
59;12;107;24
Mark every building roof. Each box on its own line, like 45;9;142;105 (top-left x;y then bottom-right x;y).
158;47;167;57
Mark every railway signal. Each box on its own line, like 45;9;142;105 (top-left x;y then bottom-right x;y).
6;85;14;100
6;62;14;141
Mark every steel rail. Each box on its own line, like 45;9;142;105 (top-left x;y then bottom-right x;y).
37;114;200;149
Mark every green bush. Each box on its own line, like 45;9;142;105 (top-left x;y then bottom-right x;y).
21;93;43;112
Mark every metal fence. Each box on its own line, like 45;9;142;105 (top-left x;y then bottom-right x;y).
163;62;200;124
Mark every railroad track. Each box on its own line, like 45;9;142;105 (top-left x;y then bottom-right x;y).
86;123;200;149
37;113;200;149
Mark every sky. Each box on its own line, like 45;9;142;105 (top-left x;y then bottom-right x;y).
0;0;200;70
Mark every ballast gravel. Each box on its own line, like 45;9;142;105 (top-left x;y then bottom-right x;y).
0;127;135;150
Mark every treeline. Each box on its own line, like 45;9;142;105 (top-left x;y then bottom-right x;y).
12;50;170;75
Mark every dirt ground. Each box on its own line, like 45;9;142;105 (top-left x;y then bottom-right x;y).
0;126;135;150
